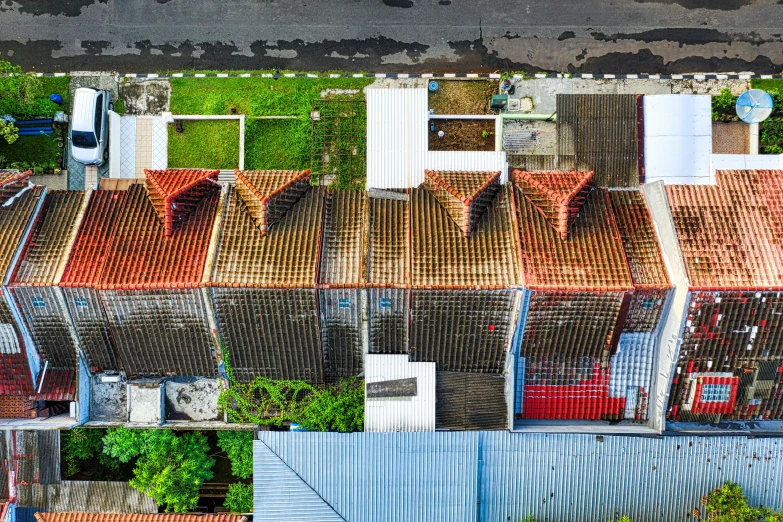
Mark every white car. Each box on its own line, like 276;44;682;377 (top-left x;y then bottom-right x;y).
70;87;113;166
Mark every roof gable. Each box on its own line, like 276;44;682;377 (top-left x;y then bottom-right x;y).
0;185;45;282
512;169;593;239
145;169;219;237
423;170;501;237
666;169;783;289
235;170;311;235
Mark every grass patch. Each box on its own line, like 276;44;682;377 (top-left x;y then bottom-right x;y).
0;76;71;119
750;78;783;92
167;120;240;170
428;80;498;115
244;118;310;170
0;133;62;170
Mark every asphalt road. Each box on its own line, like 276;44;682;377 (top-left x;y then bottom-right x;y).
2;0;783;73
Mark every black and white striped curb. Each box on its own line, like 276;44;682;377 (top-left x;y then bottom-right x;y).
33;72;783;80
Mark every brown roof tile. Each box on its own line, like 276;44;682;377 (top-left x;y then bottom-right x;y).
11;191;86;286
0;185;44;281
609;190;671;289
35;514;247;522
0;170;32;205
411;185;519;289
666;169;783;290
513;183;633;291
423;170;501;237
319;190;368;287
0;289;32;396
209;184;324;287
368;195;409;287
234;170;311;234
512;169;593;239
145;169;219;237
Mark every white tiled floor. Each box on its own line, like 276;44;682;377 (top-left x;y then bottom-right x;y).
119;116;137;179
116;116;168;179
151;117;168;169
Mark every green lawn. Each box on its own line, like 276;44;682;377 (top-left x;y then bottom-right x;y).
167;120;240;170
244;118;311;171
0;134;62;170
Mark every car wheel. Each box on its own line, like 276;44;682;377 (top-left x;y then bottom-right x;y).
103;147;109;162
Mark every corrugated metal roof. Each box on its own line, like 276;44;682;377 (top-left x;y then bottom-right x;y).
0;186;44;282
513;184;633;291
14;430;60;485
35;515;247;522
424;151;508;183
256;431;783;522
16;481;157;513
435;371;506;430
366;88;428;190
557;94;640;188
411;186;519;288
319;191;368;287
666;169;783;290
364;354;435;432
0;435;8;499
209;185;324;288
10;191;85;286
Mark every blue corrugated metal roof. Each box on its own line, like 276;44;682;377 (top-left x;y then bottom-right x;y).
256;432;783;522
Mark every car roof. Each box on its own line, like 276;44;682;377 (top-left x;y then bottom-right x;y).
71;88;99;132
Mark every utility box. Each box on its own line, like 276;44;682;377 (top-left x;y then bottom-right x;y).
490;94;509;110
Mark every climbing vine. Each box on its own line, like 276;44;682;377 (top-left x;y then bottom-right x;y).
217;349;364;432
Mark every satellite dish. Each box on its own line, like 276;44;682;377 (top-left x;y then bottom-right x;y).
735;89;774;124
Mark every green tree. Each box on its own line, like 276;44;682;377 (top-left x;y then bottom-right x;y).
102;427;215;513
224;483;253;514
216;430;254;479
701;482;783;522
61;428;121;478
0;60;43;118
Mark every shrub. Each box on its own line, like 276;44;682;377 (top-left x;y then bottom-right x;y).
701;482;783;522
712;88;739;122
224;483;253;513
0;119;19;145
102;427;215;513
216;430;254;479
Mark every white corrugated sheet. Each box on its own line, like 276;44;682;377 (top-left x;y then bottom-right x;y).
256;432;783;522
425;151;509;183
609;332;656;420
711;153;783;173
365;354;435;432
366;87;428;189
644;95;713;185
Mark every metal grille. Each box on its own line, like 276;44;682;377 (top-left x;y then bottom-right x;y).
310;99;367;189
100;289;217;378
211;288;324;384
409;290;513;372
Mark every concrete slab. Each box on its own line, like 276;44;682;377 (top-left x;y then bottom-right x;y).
119;78;171;116
502;120;557;155
32;174;68;190
164;378;221;422
90;375;127;423
128;379;164;425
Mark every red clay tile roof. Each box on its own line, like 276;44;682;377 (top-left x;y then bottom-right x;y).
35;514;248;522
0;185;44;281
34;368;76;401
423;170;501;237
145;169;219;237
513;183;633;291
0;289;32;396
512;169;593;239
235;170;311;234
320;190;368;287
609;190;671;289
60;191;127;287
666;169;783;290
209;184;324;287
11;191;86;286
368;195;409;287
411;185;519;289
0;170;32;205
62;184;219;290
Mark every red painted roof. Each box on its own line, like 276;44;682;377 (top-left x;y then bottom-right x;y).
513;169;593;239
61;183;219;290
666;169;783;290
34;368;76;401
35;514;248;522
145;169;219;237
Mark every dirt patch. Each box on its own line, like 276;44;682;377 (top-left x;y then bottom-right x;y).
429;120;495;151
428;80;497;115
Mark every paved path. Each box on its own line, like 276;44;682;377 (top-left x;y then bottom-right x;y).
2;0;783;73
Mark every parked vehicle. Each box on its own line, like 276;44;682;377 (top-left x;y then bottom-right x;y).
70;87;113;166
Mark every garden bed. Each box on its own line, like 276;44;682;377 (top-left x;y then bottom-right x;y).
428;119;496;151
0;125;65;172
167;119;240;170
428;80;497;115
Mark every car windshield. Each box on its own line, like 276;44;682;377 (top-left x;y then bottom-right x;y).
71;130;97;148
